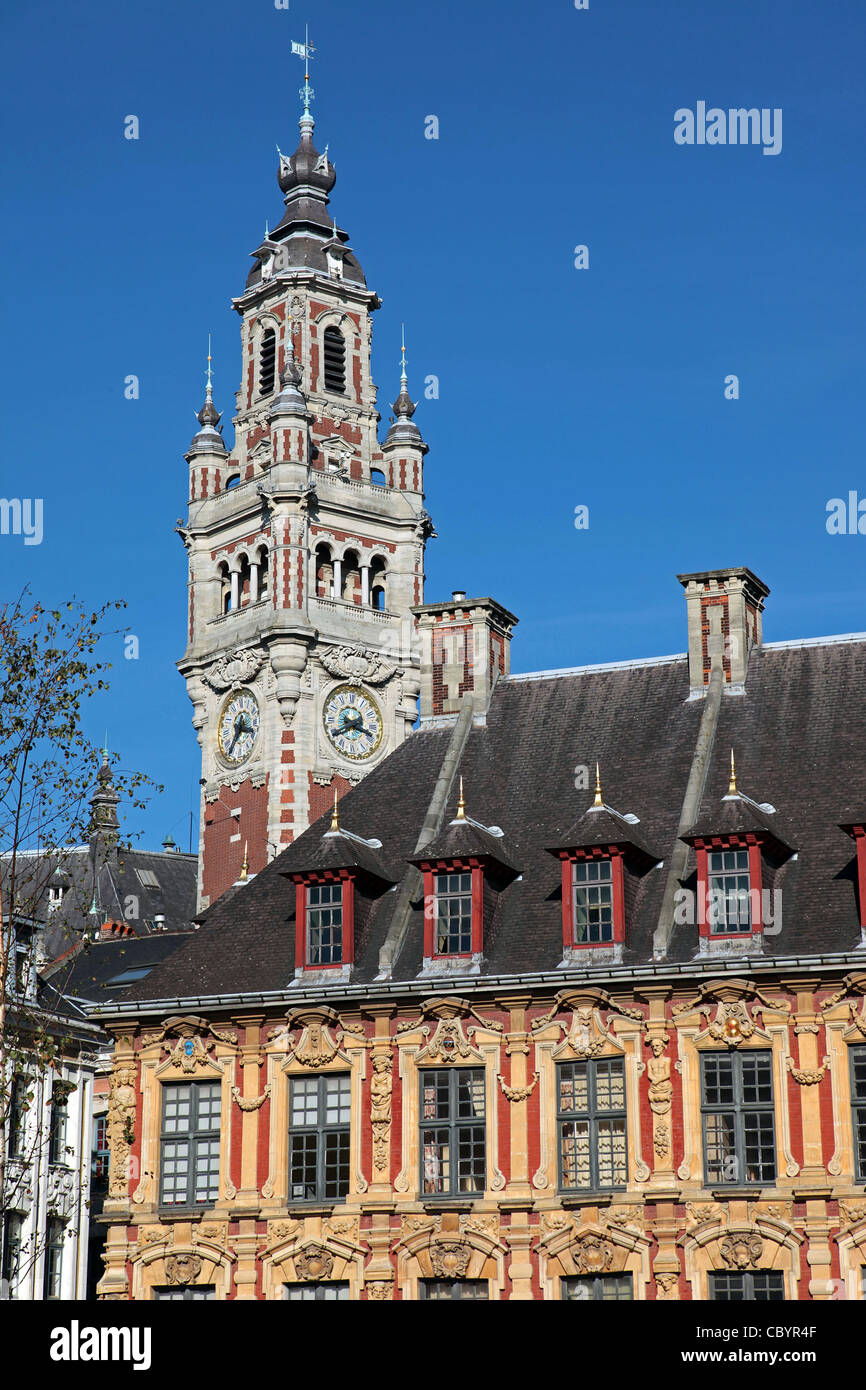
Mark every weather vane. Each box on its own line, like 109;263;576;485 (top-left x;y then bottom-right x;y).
291;25;316;119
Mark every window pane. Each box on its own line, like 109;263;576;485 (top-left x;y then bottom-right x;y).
596;1118;627;1187
323;1130;350;1199
324;1074;351;1126
561;1119;591;1188
422;1131;450;1194
291;1078;319;1128
456;1125;486;1193
420;1280;488;1300
289;1132;319;1201
559;1064;589;1114
595;1060;625;1112
704;1113;737;1183
742;1112;776;1183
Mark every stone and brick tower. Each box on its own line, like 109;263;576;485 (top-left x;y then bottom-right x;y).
178;77;433;909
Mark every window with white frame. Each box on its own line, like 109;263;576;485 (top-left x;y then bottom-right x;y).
434;872;472;954
420;1068;486;1197
701;1051;776;1185
557;1059;627;1191
707;849;752;933
573;860;614;944
288;1074;351;1202
306;883;344;965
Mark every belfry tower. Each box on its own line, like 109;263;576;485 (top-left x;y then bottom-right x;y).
178;49;433;909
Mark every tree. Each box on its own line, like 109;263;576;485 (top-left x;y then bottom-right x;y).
0;590;156;1296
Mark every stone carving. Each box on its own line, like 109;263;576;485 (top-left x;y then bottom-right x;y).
319;643;399;686
719;1234;764;1270
203;648;266;692
47;1166;76;1217
140;1225;172;1246
198;1224;227;1243
655;1271;680;1299
839;1201;866;1228
540;1211;573;1236
420;1017;474;1064
646;1034;673;1115
653;1124;671;1159
294;1245;335;1281
401;1214;438;1238
571;1234;614;1275
324;1215;358;1242
430;1241;472;1280
141;1016;237;1073
164;1254;203;1286
604;1205;644;1233
748;1201;792;1226
231;1083;271;1111
686;1202;724;1231
282;1008;347;1068
366;1281;393;1300
269;1220;301;1244
785;1056;830;1085
370;1050;393;1174
461;1214;500;1238
672;980;789;1046
498;1071;539;1103
106;1065;137;1199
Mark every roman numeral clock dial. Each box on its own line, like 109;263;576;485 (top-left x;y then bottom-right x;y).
323;684;383;761
217;689;261;766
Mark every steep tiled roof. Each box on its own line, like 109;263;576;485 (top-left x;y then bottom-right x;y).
118;636;866;1004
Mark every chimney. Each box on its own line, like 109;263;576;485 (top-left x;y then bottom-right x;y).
677;567;770;696
412;594;518;720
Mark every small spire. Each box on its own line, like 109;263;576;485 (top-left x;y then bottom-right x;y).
330;788;340;832
206;333;213;397
593;762;604;808
728;748;738;796
400;323;407;384
239;841;249;882
456;776;466;821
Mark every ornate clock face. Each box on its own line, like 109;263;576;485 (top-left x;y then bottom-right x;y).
217;689;260;765
323;684;383;761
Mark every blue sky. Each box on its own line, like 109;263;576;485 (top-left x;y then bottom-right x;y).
1;0;864;848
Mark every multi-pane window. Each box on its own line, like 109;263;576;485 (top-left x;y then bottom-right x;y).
573;860;614;944
285;1282;350;1301
48;1087;69;1165
92;1114;110;1187
289;1075;351;1202
8;1075;29;1158
43;1219;64;1300
851;1047;866;1182
562;1275;633;1301
154;1285;216;1301
160;1082;221;1207
701;1051;776;1185
419;1280;489;1300
306;883;343;966
1;1213;24;1294
420;1069;486;1197
434;872;473;954
710;1271;785;1301
558;1059;627;1190
707;849;752;933
14;949;30;994
322;326;346;394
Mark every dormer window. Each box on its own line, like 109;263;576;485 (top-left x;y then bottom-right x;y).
546;769;660;966
434;871;474;955
306;883;344;965
707;849;752;933
573;860;614;945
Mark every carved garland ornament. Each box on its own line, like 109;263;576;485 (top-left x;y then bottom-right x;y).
203;648;266;692
164;1254;203;1287
319;643;400;686
429;1241;472;1280
141;1016;238;1073
785;1056;830;1086
499;1071;539;1103
294;1245;335;1282
571;1234;614;1276
719;1234;764;1270
231;1083;272;1111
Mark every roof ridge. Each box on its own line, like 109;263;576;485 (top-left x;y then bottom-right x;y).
506;653;687;682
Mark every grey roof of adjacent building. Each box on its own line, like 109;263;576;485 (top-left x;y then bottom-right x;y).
113;632;866;1007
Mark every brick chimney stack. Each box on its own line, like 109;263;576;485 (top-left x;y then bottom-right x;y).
412;594;518;721
678;567;770;696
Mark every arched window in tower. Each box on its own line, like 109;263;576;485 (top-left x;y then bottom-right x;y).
370;468;387;488
315;543;334;599
322;326;346;395
237;553;251;606
218;562;231;615
342;549;361;605
225;473;241;491
259;327;277;396
370;556;387;612
257;546;269;602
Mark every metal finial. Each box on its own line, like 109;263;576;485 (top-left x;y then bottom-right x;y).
593;762;603;808
330;787;340;832
456;776;466;821
206;334;213;398
239;841;249;882
728;748;738;796
400;323;407;383
293;25;316;122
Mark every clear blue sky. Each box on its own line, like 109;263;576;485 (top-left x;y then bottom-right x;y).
1;0;864;849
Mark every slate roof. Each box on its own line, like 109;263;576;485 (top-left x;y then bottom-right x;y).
0;846;199;965
51;932;197;1007
117;633;866;1006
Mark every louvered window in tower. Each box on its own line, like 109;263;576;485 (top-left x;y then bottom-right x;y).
323;326;346;394
259;328;276;396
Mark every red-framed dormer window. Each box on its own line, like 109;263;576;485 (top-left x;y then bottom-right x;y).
423;863;484;959
559;849;626;951
293;872;355;969
840;823;866;931
693;837;763;940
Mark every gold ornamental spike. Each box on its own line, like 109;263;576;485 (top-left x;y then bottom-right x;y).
240;841;249;882
593;762;604;808
456;776;466;821
728;748;738;796
330;787;340;832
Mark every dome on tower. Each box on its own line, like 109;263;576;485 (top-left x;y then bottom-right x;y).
187;347;228;458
